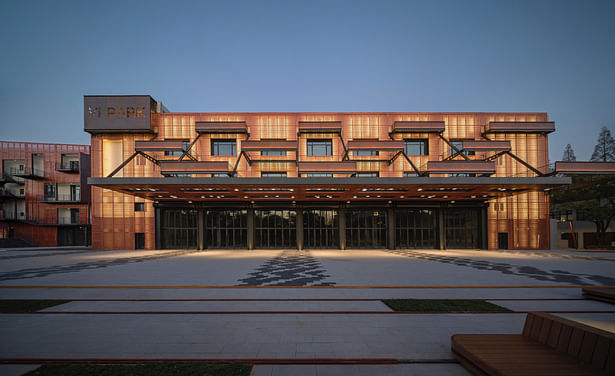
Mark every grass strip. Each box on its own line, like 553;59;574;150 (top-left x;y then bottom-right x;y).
23;363;251;376
0;300;71;313
382;299;512;312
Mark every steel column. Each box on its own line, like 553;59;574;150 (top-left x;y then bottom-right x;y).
338;208;346;250
296;208;304;250
247;208;254;250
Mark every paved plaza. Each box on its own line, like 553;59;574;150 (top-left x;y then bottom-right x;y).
1;247;614;375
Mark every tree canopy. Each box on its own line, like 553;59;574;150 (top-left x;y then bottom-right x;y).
562;144;576;161
591;126;615;162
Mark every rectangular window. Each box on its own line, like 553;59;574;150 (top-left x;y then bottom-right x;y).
44;184;56;199
307;139;332;156
261;172;287;177
211;173;229;178
356;172;378;177
404;172;418;177
404;139;428;156
261;150;287;156
303;173;333;178
211;140;236;156
134;203;145;212
354;150;379;156
449;140;475;156
449;173;476;177
165;140;190;156
135;233;145;250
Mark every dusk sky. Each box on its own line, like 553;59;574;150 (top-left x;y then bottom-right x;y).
1;0;613;162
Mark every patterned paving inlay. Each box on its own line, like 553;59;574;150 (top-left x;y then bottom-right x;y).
237;250;335;286
385;249;615;285
0;250;199;282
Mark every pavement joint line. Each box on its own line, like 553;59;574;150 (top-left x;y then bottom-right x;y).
0;358;458;365
0;285;603;289
11;310;615;314
0;298;588;301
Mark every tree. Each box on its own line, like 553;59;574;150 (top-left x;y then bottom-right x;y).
551;176;615;247
591;127;615;162
562;144;576;161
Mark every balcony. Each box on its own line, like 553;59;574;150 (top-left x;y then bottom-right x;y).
392;121;445;133
241;140;297;152
195;122;248;134
38;194;81;203
55;161;80;173
134;140;186;152
159;161;231;176
427;160;496;175
0;187;24;200
8;166;44;180
485;122;555;134
554;161;615;175
461;140;511;152
347;140;404;151
298;161;357;174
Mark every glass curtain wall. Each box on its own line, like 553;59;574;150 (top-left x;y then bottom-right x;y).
396;209;437;248
303;209;338;248
161;209;198;249
205;210;248;248
254;209;296;248
445;208;479;249
345;209;387;248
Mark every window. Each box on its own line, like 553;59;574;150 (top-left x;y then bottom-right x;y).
449;140;475;156
356;172;378;177
261;150;287;156
303;173;333;178
354;150;379;156
450;173;476;177
165;140;190;156
307;139;332;156
135;233;145;250
404;172;418;177
404;139;428;155
261;172;287;177
211;173;229;178
211;140;236;156
134;203;145;212
44;184;56;199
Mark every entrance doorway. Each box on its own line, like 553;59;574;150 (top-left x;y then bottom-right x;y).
161;209;198;249
498;232;508;249
205;210;247;248
445;208;480;249
303;209;338;249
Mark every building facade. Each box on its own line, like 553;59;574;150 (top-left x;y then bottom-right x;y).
0;141;91;247
86;95;570;251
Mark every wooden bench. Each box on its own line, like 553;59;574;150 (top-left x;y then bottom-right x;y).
583;287;615;304
451;312;615;375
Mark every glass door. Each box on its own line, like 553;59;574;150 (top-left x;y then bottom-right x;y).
395;208;437;249
254;209;296;248
345;209;387;248
304;209;338;249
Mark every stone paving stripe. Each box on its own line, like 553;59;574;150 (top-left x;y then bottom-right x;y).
0;284;600;289
0;358;456;365
14;310;615;314
0;297;587;301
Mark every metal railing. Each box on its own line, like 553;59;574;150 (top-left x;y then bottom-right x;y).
56;161;80;172
8;166;44;178
38;194;81;202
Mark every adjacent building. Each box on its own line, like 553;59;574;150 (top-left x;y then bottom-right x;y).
0;141;91;247
85;95;572;251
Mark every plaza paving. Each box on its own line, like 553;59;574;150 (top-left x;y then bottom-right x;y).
0;247;614;375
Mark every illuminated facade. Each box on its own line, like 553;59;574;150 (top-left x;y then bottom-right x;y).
0;141;91;246
86;95;570;251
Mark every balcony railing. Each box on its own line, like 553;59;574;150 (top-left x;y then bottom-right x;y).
9;166;45;179
24;215;88;225
55;161;80;173
38;194;81;203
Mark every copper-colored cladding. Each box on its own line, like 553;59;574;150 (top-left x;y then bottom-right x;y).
241;140;297;151
554;161;615;174
347;140;404;151
298;121;342;133
90;110;560;250
486;122;555;134
392;121;445;133
0;141;90;246
195;122;248;133
134;140;185;151
427;161;496;174
298;161;357;173
462;140;511;152
159;161;230;174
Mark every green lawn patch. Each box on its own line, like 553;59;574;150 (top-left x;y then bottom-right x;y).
382;299;512;312
23;363;251;376
0;300;71;313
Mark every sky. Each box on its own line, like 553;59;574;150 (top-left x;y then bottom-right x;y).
0;0;614;162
